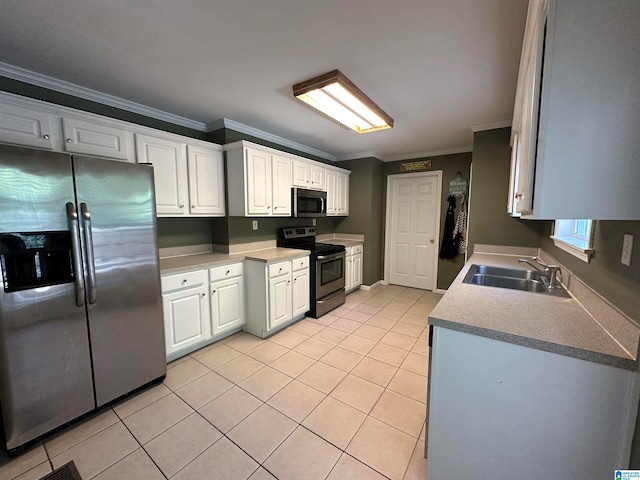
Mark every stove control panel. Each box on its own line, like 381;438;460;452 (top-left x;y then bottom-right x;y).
282;226;315;239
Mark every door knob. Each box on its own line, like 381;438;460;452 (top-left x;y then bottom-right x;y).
430;238;435;243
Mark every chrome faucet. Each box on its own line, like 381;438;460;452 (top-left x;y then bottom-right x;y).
517;256;562;290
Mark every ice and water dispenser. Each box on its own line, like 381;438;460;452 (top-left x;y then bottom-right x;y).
0;232;74;292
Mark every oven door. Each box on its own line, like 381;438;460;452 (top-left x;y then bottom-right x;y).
316;251;345;298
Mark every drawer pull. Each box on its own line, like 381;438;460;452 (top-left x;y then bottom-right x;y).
226;270;230;275
182;279;187;284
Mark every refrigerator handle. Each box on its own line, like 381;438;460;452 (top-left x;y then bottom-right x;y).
80;203;97;304
66;202;85;307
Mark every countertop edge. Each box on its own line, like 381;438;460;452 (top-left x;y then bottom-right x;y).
429;316;637;371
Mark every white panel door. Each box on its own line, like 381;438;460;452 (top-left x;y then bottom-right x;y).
336;172;349;215
388;173;440;290
187;145;225;216
211;277;244;334
271;154;292;216
352;253;363;289
309;164;325;190
136;133;188;215
162;286;211;355
63;117;131;161
292;159;310;187
325;169;337;215
269;274;292;329
245;147;272;215
0;102;53;149
292;269;310;317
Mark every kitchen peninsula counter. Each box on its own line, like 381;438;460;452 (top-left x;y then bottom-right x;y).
159;248;309;275
429;251;639;371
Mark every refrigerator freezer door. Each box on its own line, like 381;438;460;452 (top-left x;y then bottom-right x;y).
73;156;166;407
0;146;95;450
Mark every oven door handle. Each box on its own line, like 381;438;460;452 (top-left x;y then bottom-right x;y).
316;252;345;261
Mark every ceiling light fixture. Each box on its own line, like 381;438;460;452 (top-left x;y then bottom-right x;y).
292;69;394;134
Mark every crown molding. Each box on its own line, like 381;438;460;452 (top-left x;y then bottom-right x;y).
0;62;208;131
383;146;472;162
209;118;337;161
469;119;511;132
334;151;386;162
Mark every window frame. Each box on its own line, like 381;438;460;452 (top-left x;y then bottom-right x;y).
551;219;594;262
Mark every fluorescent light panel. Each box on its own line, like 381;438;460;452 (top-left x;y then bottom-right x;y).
293;70;393;134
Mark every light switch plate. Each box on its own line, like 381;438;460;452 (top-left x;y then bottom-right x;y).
252;220;258;231
621;234;633;266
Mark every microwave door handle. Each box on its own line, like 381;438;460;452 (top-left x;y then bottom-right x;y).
320;197;325;213
66;202;85;307
80;203;97;304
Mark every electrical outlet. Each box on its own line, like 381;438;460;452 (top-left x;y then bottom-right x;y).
312;219;316;226
252;220;258;231
621;234;633;266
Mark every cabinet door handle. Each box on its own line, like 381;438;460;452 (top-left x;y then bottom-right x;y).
43;134;50;139
66;138;73;143
191;205;195;209
226;270;230;275
287;280;291;285
179;204;185;208
182;279;188;283
274;206;277;210
267;206;271;209
201;293;205;298
212;290;216;294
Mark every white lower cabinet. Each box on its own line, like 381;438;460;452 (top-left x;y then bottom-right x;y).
244;255;310;338
345;244;363;293
161;270;211;356
161;262;244;360
427;326;640;478
292;259;310;318
210;263;244;335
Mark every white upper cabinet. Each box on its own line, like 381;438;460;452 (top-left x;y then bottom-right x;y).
62;117;133;161
271;154;292;216
187;145;225;216
325;167;350;217
292;159;325;190
136;133;189;216
137;134;225;217
0;101;54;150
510;0;640;219
245;147;273;216
226;141;294;217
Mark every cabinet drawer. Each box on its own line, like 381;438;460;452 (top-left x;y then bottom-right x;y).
344;246;353;257
162;270;206;293
352;244;363;255
268;261;291;278
291;256;309;271
210;262;243;281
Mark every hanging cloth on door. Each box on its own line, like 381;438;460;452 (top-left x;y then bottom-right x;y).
439;195;458;259
452;195;467;255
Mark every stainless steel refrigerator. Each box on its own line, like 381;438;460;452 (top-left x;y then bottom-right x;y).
0;144;166;451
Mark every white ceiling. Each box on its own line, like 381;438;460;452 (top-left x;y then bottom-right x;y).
0;0;528;161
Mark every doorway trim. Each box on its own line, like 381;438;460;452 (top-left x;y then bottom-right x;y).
383;171;443;290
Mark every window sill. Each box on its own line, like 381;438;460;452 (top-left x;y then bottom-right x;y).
550;235;593;263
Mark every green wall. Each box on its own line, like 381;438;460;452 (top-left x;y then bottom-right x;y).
467;128;547;253
156;218;214;249
333;158;385;286
382;153;473;290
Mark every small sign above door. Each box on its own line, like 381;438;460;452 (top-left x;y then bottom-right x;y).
400;160;432;171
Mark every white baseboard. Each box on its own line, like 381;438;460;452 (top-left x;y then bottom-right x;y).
361;281;382;291
434;288;447;295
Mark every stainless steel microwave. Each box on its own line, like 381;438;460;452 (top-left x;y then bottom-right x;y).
292;188;327;217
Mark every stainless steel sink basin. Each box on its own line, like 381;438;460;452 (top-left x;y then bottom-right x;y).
462;264;570;297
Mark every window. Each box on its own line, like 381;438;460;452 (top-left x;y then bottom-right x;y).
551;219;594;262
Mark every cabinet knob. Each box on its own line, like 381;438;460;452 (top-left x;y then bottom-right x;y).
515;193;523;199
287;280;291;285
43;134;50;140
191;205;195;209
226;270;230;275
179;204;185;208
274;206;277;210
212;290;216;294
66;138;73;143
267;206;271;209
201;293;205;298
279;268;282;272
182;279;187;283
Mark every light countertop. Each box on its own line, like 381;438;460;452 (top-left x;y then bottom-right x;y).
429;252;637;370
320;238;363;248
160;248;309;275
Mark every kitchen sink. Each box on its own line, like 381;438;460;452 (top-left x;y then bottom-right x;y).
462;264;570;297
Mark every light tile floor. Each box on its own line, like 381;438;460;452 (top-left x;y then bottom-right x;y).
0;285;440;480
